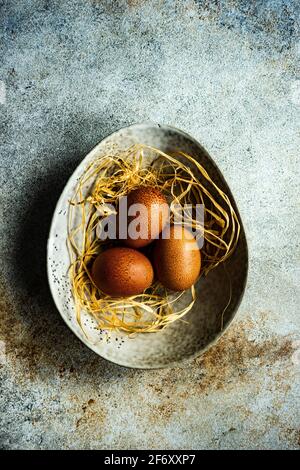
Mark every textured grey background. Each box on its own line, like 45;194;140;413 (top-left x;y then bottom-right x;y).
0;0;299;450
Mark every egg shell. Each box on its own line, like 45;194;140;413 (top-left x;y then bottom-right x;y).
123;186;169;248
92;247;154;297
153;225;201;291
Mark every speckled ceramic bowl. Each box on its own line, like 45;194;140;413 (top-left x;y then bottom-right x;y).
47;123;248;369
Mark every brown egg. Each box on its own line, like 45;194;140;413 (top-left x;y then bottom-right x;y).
123;186;169;249
153;225;201;291
92;247;154;297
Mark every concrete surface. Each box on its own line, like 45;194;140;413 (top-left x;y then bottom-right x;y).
0;0;299;450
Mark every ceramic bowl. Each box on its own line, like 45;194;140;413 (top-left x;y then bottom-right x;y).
47;123;248;368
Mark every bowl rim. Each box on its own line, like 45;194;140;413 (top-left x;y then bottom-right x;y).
47;122;249;369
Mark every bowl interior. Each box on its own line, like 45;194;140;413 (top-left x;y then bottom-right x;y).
47;123;248;368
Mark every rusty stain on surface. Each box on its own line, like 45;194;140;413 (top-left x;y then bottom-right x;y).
145;317;296;397
76;399;106;431
194;318;295;392
279;428;300;448
3;272;297;448
141;314;298;433
0;278;106;382
1;273;295;388
1;262;297;449
150;402;183;422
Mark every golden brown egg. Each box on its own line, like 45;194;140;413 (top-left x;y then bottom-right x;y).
92;247;154;297
123;186;169;249
153;225;201;291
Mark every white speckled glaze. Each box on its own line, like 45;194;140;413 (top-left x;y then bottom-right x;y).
47;123;248;368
